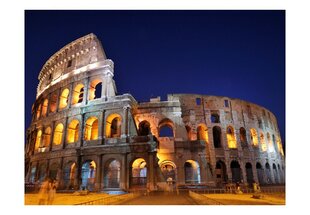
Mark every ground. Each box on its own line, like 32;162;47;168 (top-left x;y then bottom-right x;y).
24;191;285;205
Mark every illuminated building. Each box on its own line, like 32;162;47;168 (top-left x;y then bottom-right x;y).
25;33;285;191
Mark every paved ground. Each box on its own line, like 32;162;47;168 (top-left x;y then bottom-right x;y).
120;191;198;205
203;193;285;205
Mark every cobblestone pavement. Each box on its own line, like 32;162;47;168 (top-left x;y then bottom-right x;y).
119;191;198;205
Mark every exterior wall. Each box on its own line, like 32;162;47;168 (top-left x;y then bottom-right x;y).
25;34;285;193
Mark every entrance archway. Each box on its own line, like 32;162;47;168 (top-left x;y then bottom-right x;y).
184;160;201;184
63;162;76;189
138;120;151;136
81;160;96;191
104;159;121;188
38;164;46;182
130;158;147;188
245;162;254;185
49;163;59;180
265;163;272;184
215;160;227;186
273;163;279;184
256;163;264;184
230;160;241;183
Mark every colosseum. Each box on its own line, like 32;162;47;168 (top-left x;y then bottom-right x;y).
25;33;285;193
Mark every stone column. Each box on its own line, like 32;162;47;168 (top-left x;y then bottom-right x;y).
84;77;90;105
49;121;55;151
79;113;85;147
147;153;156;191
62;117;68;149
120;154;127;190
225;159;232;182
95;154;102;191
102;110;106;144
67;82;74;109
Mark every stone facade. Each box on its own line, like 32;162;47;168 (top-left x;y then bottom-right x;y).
25;33;285;192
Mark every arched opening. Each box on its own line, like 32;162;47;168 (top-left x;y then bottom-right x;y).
81;160;96;191
215;160;227;186
106;114;122;138
260;133;267;152
250;128;258;147
256;163;264;185
84;117;98;140
158;118;174;137
42;127;51;148
245;163;254;185
267;133;273;152
38;164;46;183
104;159;121;188
49;93;57;113
130;158;147;188
213;126;222;148
239;127;247;147
160;161;177;181
273;163;279;184
67;119;79;143
35;130;42;151
41;99;48;117
138;120;151;136
272;134;278;152
197;124;208;142
72;84;84;105
184;160;201;184
227;126;237;148
49;163;59;180
265;163;272;184
230;160;242;183
63;162;76;189
36;104;42;119
89;79;102;100
59;88;70;109
53;123;64;145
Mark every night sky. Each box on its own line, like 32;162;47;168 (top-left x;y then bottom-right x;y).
25;10;285;145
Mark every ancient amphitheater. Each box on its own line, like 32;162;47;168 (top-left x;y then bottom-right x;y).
25;33;285;192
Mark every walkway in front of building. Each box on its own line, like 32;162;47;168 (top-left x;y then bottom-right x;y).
119;191;199;205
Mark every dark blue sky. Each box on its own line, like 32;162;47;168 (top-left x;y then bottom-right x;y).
25;10;285;143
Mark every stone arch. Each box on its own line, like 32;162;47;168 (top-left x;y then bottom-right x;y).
103;159;121;188
59;88;70;109
239;127;247;147
42;127;51;148
158;118;174;137
36;103;42;119
38;163;47;182
35;130;42;150
273;163;279;184
84;116;98;140
81;160;96;191
138;120;151;136
130;158;147;188
89;79;102;100
184;160;201;184
160;160;177;181
49;163;60;180
215;160;227;186
250;128;258;147
245;162;254;185
230;160;242;183
106;113;122;138
49;92;58;113
256;162;264;184
72;83;84;105
63;161;76;189
265;163;272;184
213;126;222;148
42;99;48;117
260;132;267;152
226;126;237;148
53;123;64;145
67;119;79;143
197;123;208;142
